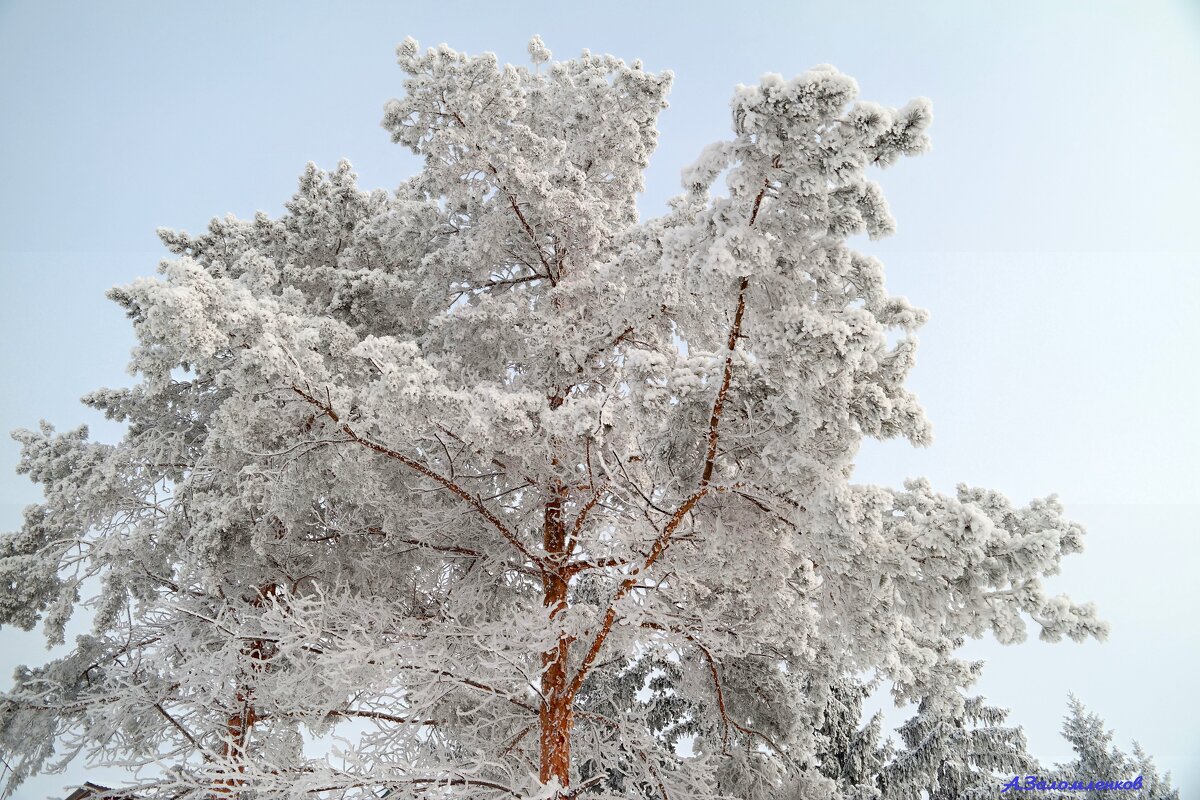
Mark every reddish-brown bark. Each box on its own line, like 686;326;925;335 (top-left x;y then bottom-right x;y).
292;180;776;793
539;486;574;791
210;583;278;799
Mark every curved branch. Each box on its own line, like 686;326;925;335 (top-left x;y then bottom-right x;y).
641;621;786;758
327;709;440;726
395;665;537;714
290;386;541;568
700;184;768;488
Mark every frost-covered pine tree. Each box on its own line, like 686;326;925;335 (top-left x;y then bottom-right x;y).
1126;742;1180;800
882;688;1035;800
800;672;1034;800
1049;697;1180;800
1;37;1107;800
810;678;892;799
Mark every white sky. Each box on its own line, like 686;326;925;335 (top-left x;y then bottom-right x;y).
1;1;1197;797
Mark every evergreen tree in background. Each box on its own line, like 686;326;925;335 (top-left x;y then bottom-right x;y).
811;677;891;799
0;37;1109;799
883;691;1034;799
802;669;1035;800
1049;697;1180;800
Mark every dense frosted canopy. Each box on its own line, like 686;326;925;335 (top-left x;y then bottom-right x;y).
0;38;1103;800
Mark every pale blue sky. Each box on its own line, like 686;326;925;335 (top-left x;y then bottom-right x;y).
1;1;1197;797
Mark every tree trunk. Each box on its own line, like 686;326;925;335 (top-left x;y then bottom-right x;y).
538;615;573;790
540;488;573;793
210;583;277;798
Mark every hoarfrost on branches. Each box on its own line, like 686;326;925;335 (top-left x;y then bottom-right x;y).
1047;697;1181;800
0;37;1106;800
